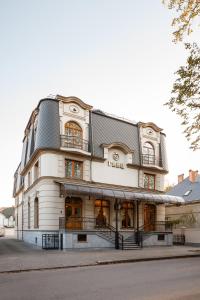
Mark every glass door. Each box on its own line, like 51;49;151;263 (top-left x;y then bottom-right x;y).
65;198;82;229
144;204;156;232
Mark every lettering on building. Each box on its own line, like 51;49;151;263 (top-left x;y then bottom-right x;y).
108;161;124;169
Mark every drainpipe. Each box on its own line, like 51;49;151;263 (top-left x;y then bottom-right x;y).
21;197;24;241
115;199;119;250
136;200;139;244
16;199;19;239
89;111;93;182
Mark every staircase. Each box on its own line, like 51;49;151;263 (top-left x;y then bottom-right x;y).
120;234;141;250
97;229;141;250
96;230;115;245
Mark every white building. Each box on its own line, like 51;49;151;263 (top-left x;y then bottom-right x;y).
0;207;15;228
13;95;183;249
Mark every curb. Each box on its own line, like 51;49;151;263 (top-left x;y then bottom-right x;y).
1;253;200;275
96;253;200;265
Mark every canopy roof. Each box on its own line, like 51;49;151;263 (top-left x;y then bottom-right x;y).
57;182;184;204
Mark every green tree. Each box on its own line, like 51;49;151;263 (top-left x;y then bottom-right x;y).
163;0;200;42
165;42;200;150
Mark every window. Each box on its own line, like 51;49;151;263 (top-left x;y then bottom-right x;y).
143;142;155;164
28;198;31;229
95;200;110;227
28;171;31;187
144;173;155;190
184;190;192;196
65;121;83;148
34;161;39;181
65;160;82;179
34;197;39;228
121;201;134;228
77;234;87;242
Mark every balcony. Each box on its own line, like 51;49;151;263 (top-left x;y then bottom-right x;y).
60;135;89;152
141;154;162;167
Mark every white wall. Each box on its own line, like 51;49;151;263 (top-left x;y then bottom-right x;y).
0;213;6;227
23;179;64;231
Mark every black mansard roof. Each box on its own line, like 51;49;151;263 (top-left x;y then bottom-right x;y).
13;97;168;196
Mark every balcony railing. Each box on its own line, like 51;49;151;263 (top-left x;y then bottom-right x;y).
139;221;173;233
60;135;89;152
59;216;111;230
141;154;162;167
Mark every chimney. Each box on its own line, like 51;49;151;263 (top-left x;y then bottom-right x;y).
178;174;184;184
189;170;198;183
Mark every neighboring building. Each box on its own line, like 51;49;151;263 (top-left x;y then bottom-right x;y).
166;170;200;246
0;207;15;227
13;95;183;249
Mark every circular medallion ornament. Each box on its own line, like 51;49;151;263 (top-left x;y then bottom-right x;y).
113;152;119;161
147;128;153;135
69;105;79;113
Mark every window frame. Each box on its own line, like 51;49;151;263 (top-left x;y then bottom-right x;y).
65;121;82;138
144;173;156;190
65;159;83;179
34;197;39;228
28;198;31;229
143;142;155;165
34;161;39;181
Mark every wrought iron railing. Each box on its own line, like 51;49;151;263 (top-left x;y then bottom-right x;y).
59;217;124;249
138;221;173;233
173;234;185;245
42;234;59;249
141;154;162;167
136;221;173;248
60;135;89;152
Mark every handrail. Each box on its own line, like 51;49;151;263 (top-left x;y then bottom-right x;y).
136;221;173;248
138;221;173;232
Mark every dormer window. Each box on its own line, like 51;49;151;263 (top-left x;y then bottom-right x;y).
65;121;82;138
184;190;192;196
64;121;83;149
61;121;88;151
142;142;155;165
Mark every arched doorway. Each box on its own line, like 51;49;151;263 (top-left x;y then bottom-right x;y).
65;197;82;229
144;204;156;231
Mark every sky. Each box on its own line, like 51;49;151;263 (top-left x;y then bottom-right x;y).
0;0;199;207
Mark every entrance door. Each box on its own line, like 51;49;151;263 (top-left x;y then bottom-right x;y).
144;204;156;231
65;197;82;229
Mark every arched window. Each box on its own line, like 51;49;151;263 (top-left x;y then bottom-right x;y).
28;198;31;229
65;121;82;138
143;142;155;164
34;197;39;228
64;121;83;149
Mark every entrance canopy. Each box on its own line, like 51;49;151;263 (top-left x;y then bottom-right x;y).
57;181;184;204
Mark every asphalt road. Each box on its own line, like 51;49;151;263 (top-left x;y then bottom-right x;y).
0;257;200;300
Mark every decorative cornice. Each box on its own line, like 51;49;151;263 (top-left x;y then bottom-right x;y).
101;142;134;154
56;95;93;111
138;122;163;132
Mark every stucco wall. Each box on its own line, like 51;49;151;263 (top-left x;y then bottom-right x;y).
92;161;138;187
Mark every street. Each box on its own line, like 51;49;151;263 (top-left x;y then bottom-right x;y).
0;257;200;300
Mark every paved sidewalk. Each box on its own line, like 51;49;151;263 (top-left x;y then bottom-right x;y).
0;238;200;273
